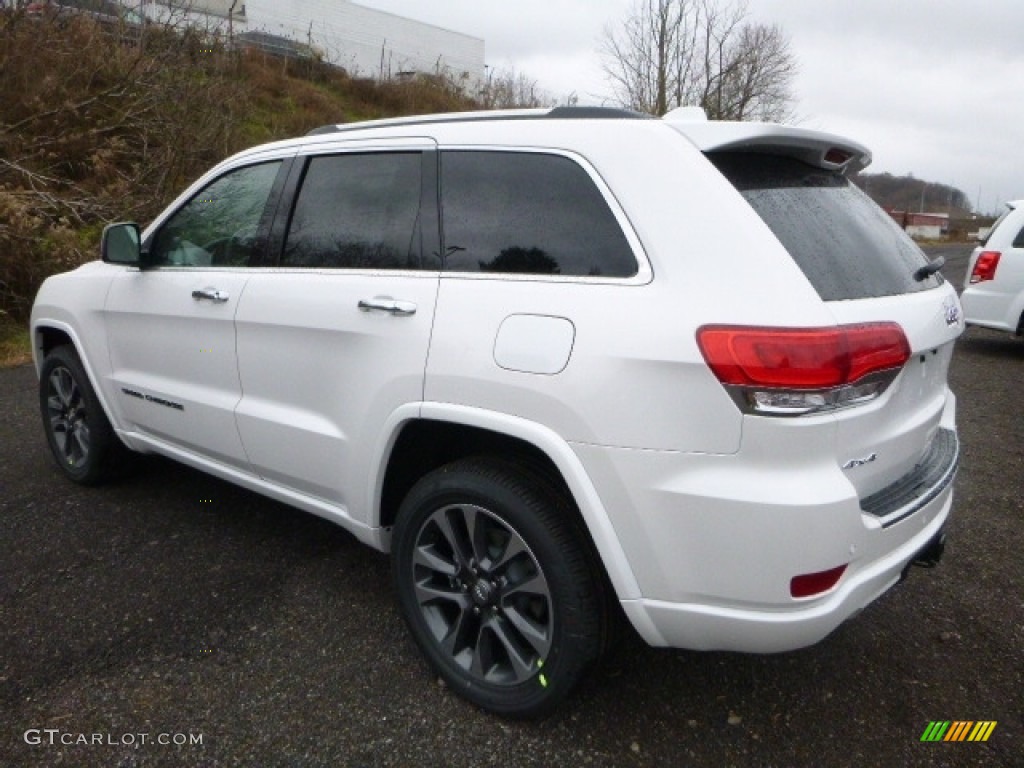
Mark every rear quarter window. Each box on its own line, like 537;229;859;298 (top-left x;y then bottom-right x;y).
440;151;637;278
980;207;1012;247
1007;215;1024;249
710;152;942;301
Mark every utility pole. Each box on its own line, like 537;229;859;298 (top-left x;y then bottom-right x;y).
228;1;238;46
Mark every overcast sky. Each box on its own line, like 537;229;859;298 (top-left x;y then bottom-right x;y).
358;0;1023;214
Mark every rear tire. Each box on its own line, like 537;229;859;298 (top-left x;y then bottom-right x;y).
39;345;130;485
392;457;605;718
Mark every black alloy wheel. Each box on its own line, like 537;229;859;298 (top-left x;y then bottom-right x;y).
39;345;128;485
393;457;606;718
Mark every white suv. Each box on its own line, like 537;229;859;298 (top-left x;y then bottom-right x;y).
962;200;1024;337
31;107;962;716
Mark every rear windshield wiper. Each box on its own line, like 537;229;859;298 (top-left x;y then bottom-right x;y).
914;256;945;282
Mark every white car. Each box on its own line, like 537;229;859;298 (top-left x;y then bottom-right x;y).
962;200;1024;336
31;107;962;717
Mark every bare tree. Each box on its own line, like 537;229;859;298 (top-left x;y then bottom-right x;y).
477;66;552;109
600;0;797;121
0;8;250;319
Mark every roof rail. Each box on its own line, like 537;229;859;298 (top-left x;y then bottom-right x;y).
546;106;652;120
304;106;651;137
306;124;344;136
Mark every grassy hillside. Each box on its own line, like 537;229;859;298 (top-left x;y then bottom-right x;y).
0;9;490;342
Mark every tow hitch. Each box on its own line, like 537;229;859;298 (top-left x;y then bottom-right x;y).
901;529;946;581
913;529;946;568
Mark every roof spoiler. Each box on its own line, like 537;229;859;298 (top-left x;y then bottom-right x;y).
666;116;872;173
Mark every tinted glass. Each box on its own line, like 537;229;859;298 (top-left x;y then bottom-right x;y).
981;206;1012;247
711;153;941;301
440;151;637;278
149;161;282;268
282;153;423;269
1011;222;1024;249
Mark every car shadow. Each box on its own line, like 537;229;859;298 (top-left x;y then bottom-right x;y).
958;328;1024;360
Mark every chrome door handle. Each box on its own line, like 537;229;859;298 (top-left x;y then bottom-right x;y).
358;297;417;316
191;288;229;303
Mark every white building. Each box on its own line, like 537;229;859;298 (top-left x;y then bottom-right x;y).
140;0;485;81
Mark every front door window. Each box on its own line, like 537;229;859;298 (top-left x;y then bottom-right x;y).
148;161;282;267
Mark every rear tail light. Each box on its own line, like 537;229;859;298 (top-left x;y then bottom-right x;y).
969;251;1001;283
696;323;910;416
791;564;847;598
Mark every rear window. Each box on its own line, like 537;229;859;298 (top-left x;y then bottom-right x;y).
710;152;942;301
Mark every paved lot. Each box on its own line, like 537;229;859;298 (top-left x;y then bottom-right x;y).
1;245;1020;767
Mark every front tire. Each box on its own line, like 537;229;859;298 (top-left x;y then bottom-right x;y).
39;345;128;485
392;457;605;718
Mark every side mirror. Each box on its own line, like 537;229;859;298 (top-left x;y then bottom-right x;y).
101;222;141;265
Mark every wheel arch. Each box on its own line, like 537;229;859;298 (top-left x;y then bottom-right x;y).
35;324;75;368
32;320;124;438
373;404;642;601
1003;284;1024;336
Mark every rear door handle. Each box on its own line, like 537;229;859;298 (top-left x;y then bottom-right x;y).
358;297;417;316
192;288;229;303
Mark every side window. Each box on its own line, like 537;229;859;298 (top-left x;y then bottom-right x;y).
149;161;282;268
1012;222;1024;249
980;207;1011;247
281;153;424;269
440;151;637;278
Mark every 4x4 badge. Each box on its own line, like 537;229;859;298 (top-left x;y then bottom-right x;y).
943;297;961;327
842;453;877;470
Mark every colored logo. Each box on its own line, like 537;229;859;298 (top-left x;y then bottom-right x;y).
920;721;997;742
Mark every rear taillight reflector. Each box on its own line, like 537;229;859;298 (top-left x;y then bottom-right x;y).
697;324;910;389
696;323;910;416
969;251;1001;283
791;564;847;598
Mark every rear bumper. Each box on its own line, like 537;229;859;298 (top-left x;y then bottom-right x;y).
961;284;1024;334
572;392;958;653
861;428;958;527
621;489;952;652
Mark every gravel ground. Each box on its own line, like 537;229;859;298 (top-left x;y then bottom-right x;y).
1;245;1020;767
